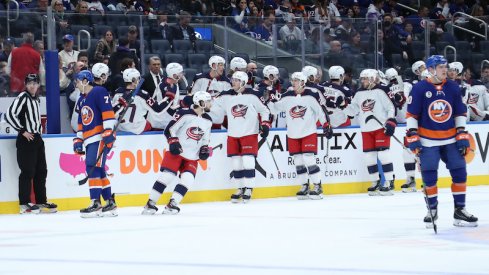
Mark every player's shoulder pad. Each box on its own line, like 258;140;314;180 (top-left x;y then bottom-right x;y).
92;85;110;97
202;113;213;122
243;87;260;96
303;88;321;100
281;89;295;98
220;75;232;83
218;89;236;97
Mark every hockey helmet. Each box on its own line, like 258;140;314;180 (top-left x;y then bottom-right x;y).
263;65;279;81
166;63;184;80
230;57;247;71
208;55;225;68
123;68;141;83
232;71;249;87
426;55;447;69
328;65;345;81
24;73;40;85
411;60;426;75
385;68;399;81
448;62;463;74
301;66;319;80
359;69;377;80
92;63;109;79
76;70;94;83
193;90;212;107
291;72;307;86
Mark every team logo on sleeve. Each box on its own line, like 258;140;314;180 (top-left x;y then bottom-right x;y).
467;93;479;104
361;99;376;112
186;127;204;141
231;104;248;118
428;99;452;123
289;105;307;119
80;106;94;125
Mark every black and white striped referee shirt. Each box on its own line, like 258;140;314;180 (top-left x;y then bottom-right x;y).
5;91;42;134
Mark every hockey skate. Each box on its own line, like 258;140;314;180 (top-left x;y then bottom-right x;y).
242;188;253;203
401;177;417;193
19;203;41;214
367;180;380;196
309;184;323;200
141;199;158;215
453;207;478;227
379;180;394;196
423;208;438;229
230;188;244;203
162;199;180;214
36;202;57;213
296;183;310;200
101;194;118;217
80;199;102;218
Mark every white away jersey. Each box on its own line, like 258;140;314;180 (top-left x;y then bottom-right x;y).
319;81;352;127
267;87;327;139
165;108;213;161
210;88;271;138
466;81;489;121
190;72;232;97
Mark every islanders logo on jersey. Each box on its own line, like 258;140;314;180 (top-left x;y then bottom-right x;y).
428;99;452;123
289;105;307;119
231;104;248;118
186;127;204;141
361;99;376;112
81;106;94;126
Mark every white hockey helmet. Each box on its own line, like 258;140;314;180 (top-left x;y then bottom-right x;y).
385;68;399;81
263;65;279;81
328;65;345;80
377;70;388;84
166;62;184;80
208;55;225;68
360;69;377;80
412;60;426;75
301;65;319;81
448;62;464;74
123;68;141;83
230;57;247;71
92;63;109;79
193;90;212;106
421;69;430;79
291;72;307;86
232;71;249;87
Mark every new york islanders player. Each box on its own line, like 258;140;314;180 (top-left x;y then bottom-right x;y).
320;65;353;127
73;70;118;218
343;69;397;196
142;91;213;214
406;55;478;228
267;72;330;200
210;71;271;203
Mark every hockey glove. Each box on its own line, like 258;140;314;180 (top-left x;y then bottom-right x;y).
199;145;210;160
102;129;116;149
394;92;406;108
168;137;182;155
406;130;422;155
73;138;85;155
336;96;346;109
118;97;128;108
260;121;271;138
455;130;470;156
384;118;397;136
323;122;333;139
325;97;337;108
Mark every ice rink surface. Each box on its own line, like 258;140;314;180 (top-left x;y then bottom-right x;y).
1;186;488;275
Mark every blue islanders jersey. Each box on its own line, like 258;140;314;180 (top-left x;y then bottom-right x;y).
76;86;116;145
406;79;467;147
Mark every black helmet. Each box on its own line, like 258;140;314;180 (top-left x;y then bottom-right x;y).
25;74;40;85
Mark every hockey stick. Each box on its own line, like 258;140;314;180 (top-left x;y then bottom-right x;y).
367;114;408;152
78;79;145;186
266;138;280;174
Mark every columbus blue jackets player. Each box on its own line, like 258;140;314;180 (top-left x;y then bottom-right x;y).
406;55;478;228
73;70;118;218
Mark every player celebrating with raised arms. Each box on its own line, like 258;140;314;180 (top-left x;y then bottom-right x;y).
406;55;478;228
142;91;213;214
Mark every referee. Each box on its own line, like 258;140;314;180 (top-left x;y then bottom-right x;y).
5;74;57;214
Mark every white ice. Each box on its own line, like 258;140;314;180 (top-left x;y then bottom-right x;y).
1;186;489;275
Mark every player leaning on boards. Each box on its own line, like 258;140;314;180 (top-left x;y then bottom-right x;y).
267;72;331;200
73;70;118;218
406;55;478;228
5;74;57;214
142;91;213;214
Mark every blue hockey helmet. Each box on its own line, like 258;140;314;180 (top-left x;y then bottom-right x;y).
426;55;447;69
76;70;94;83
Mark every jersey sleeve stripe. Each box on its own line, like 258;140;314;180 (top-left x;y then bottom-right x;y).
418;126;456;139
82;125;104;140
102;110;115;120
406;112;418;119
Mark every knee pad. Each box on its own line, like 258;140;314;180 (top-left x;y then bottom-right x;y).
231;156;243;171
180;172;195;191
402;149;415;163
241;155;256;171
377;149;392;164
449;167;467;183
302;153;317;167
157;171;177;186
421;170;438;186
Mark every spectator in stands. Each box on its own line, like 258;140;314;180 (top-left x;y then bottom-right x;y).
6;32;41;95
108;38;138;83
467;4;486;51
151;12;173;40
276;0;292;22
94;30;116;63
87;0;105;14
290;0;306;17
59;34;80;69
33;40;46;94
481;66;489;90
108;57;136;95
78;51;89;68
382;13;413;66
279;16;305;42
182;0;204;16
0;38;14;62
383;0;401;18
34;0;49;12
406;6;430;35
0;61;9;96
142;56;164;98
326;0;341;19
324;40;346;67
329;40;342;54
70;1;92;27
366;0;384;23
248;4;261;30
450;0;469;16
62;0;75;11
431;0;451;26
351;3;362;19
59;59;71;96
52;0;70;37
310;0;331;30
116;0;136;13
170;11;197;45
254;12;275;42
344;31;366;54
335;18;354;42
210;0;232;16
127;25;141;58
232;0;251;33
